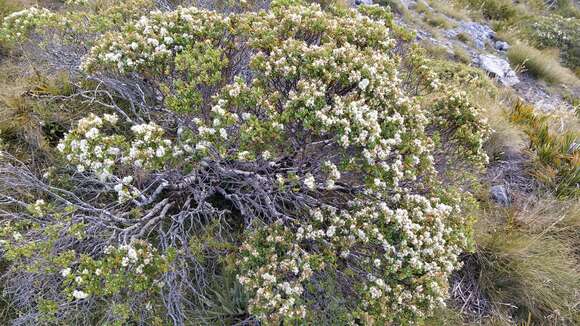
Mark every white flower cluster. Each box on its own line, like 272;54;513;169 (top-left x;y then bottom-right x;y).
125;122;181;169
80;7;225;73
65;0;89;5
72;289;89;300
322;161;341;189
61;240;168;302
115;241;158;272
238;224;314;322
250;30;431;191
27;199;48;217
57;114;187;202
57;113;123;180
240;194;465;322
0;7;54;41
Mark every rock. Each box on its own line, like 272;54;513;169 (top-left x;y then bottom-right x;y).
490;185;510;206
406;1;418;10
446;22;495;49
495;40;510;52
354;0;373;5
477;54;520;86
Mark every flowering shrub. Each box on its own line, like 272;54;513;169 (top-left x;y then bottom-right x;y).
521;15;580;69
61;240;172;303
0;7;54;41
0;0;490;324
0;0;156;46
238;197;468;324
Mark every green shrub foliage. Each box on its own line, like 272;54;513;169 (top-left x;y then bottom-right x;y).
0;0;490;324
521;14;580;69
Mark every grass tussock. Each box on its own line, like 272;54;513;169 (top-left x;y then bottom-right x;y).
473;197;580;325
453;45;471;64
424;11;454;28
459;0;517;21
477;230;579;324
468;89;526;160
507;43;579;85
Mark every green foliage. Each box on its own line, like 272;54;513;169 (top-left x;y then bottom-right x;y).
510;102;579;198
59;240;172;323
460;0;517;21
520;14;580;71
432;91;491;166
0;1;494;325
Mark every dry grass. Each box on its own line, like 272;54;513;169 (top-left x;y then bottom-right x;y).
453;45;471;64
507;43;579;86
424;11;454;28
473;197;580;325
428;0;470;21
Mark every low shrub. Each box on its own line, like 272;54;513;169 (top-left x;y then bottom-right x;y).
520;14;580;71
461;0;517;21
0;1;490;324
510;101;579;198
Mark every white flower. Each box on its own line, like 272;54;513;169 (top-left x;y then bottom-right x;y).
304;174;316;190
147;38;159;47
358;78;370;90
72;290;89;300
326;225;336;237
114;183;124;192
262;150;271;160
219;128;228;139
369;286;382;299
85;127;99;139
61;268;71;277
12;232;22;241
155;146;166;157
103;113;118;124
127;246;138;261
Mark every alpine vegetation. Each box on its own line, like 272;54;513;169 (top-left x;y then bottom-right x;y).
0;0;491;324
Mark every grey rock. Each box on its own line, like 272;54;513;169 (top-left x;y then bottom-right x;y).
477;54;520;86
495;40;510;52
446;22;495;49
406;1;418;10
490;185;510;206
354;0;373;5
